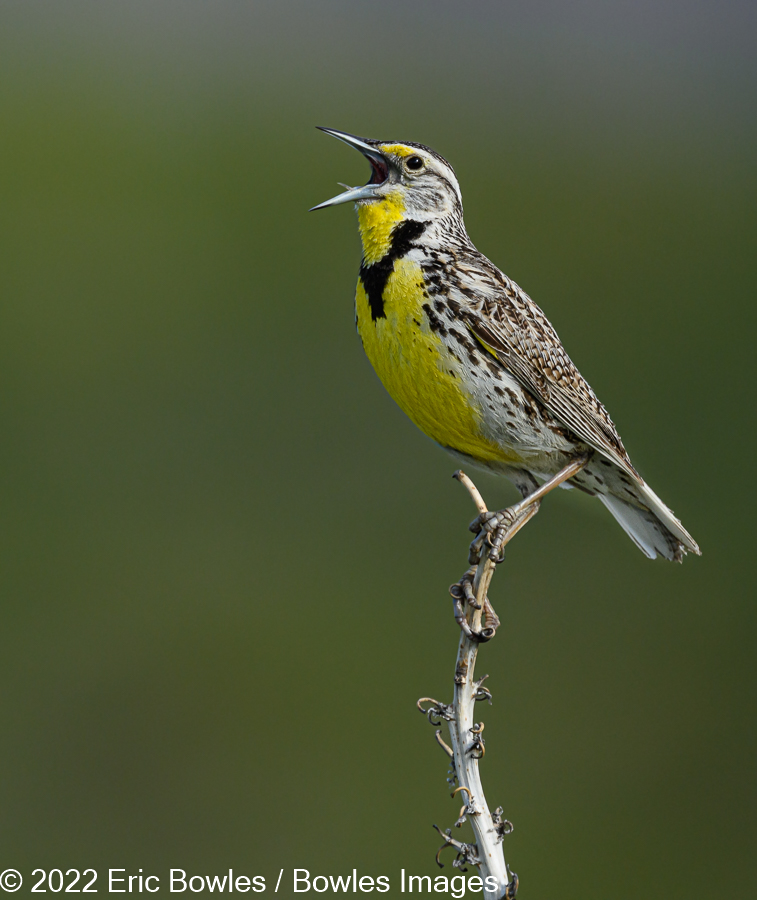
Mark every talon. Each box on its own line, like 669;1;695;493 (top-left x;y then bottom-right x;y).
487;533;507;562
483;523;500;546
468;510;497;535
482;597;501;634
468;532;486;565
461;573;480;609
450;567;481;619
452;595;475;639
471;500;540;562
504;872;519;899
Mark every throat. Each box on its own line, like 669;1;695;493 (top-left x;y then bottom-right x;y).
357;194;406;265
358;218;428;321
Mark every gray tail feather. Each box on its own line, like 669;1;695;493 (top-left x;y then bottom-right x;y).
598;481;700;562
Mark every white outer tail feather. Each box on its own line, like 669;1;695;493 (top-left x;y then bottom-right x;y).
599;481;700;562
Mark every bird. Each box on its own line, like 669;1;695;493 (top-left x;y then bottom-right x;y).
312;127;700;562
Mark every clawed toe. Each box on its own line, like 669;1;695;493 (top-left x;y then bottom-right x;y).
468;508;521;563
486;518;513;562
449;566;480;610
454;470;562;646
481;596;500;637
449;567;500;642
468;509;512;536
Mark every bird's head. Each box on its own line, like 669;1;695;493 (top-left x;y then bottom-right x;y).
311;127;463;224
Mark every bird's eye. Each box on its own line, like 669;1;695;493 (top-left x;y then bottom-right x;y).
405;155;424;171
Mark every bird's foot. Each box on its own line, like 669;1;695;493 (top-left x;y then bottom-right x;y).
450;566;479;610
468;503;539;564
466;455;591;564
449;567;500;643
470;508;516;563
449;500;537;642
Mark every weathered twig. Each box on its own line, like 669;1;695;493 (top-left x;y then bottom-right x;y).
418;461;588;898
416;473;512;898
447;472;516;899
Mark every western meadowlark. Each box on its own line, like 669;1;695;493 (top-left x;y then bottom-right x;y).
313;128;700;562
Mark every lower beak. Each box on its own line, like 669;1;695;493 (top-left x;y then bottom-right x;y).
310;127;388;211
309;183;380;211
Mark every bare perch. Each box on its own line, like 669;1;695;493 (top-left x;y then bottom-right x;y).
418;459;588;900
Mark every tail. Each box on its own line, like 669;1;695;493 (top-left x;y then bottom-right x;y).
598;481;700;562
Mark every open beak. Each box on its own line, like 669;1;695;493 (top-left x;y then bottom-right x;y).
310;127;389;210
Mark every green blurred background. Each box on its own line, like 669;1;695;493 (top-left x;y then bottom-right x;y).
0;1;754;896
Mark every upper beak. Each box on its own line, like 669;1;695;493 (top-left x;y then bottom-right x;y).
310;127;389;211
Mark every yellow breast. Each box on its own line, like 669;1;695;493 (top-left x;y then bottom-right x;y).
356;258;512;463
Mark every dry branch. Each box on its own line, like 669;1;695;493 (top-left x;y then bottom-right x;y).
418;459;587;900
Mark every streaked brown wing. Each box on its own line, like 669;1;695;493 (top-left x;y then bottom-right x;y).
453;265;639;479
